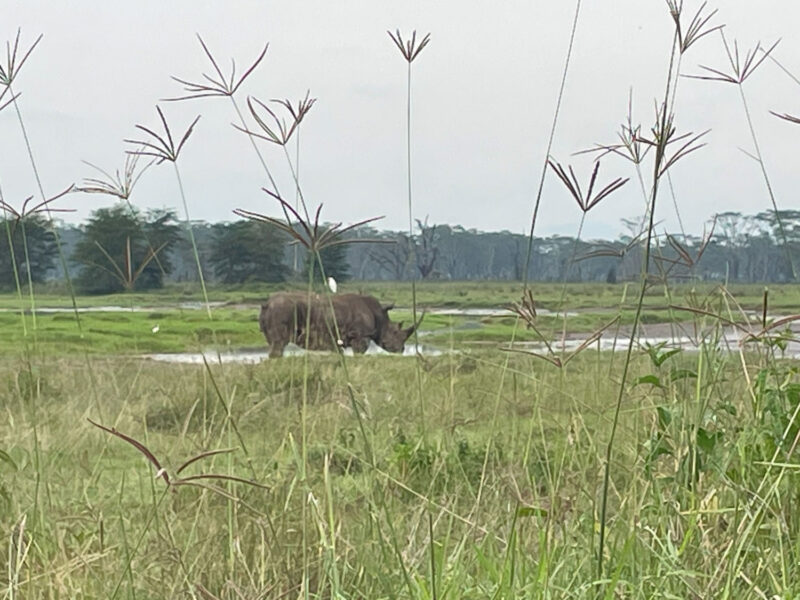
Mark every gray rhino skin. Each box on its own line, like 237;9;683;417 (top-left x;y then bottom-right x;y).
259;292;417;358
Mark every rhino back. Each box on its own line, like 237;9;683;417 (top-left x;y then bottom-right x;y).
330;294;385;340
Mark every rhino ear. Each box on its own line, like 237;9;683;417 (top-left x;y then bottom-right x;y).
382;303;395;313
397;321;404;329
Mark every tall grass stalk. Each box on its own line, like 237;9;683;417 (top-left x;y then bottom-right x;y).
8;90;83;333
475;0;582;526
736;84;796;279
109;488;169;600
388;29;431;438
172;162;212;319
687;32;794;278
598;29;681;579
0;186;27;336
230;96;280;194
310;252;417;598
167;35;280;193
520;0;582;288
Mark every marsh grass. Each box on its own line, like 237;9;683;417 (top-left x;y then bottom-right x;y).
3;339;799;597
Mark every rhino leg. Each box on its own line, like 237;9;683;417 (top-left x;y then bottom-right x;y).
268;341;285;359
266;323;291;358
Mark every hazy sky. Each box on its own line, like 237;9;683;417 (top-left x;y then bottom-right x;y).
1;1;799;240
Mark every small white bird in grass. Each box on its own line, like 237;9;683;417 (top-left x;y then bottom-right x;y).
327;276;338;294
152;324;160;334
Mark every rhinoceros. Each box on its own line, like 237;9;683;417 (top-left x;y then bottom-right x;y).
259;291;419;358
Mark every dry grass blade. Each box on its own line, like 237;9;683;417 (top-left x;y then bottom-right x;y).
741;314;800;342
566;317;619;358
233;93;316;146
668;304;749;332
175;448;236;475
578;230;646;262
78;153;153;200
637;107;708;177
509;288;538;327
686;33;780;84
194;584;222;600
657;129;708;176
125;106;200;163
504;348;564;367
21;185;75;217
771;111;800;125
548;159;628;213
89;420;267;492
667;235;693;265
577;90;651;165
387;29;431;63
173;473;270;489
0;186;75;223
0;195;32;220
235;188;384;253
87;418;169;484
503;317;620;368
0;88;20;113
166;35;268;101
667;0;723;54
665;217;715;269
235;193;313;247
0;29;43;87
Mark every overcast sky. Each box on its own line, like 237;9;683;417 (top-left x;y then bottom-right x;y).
1;1;799;240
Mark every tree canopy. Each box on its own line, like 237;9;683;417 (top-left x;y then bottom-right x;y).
209;220;289;284
0;215;58;290
72;204;180;294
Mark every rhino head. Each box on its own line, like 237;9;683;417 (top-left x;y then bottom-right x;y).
378;304;422;353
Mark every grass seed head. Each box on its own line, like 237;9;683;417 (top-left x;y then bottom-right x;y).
0;28;42;88
125;105;201;164
387;29;431;63
166;34;268;101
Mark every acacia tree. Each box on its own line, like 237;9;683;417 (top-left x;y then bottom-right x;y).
209;220;288;283
415;217;439;279
72;204;180;294
369;232;412;280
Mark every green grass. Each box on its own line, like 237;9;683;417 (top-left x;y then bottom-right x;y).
2;339;798;597
0;307;265;356
4;280;798;311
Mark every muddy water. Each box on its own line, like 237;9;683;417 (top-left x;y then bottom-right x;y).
508;325;800;359
428;308;578;317
146;327;800;365
145;341;443;364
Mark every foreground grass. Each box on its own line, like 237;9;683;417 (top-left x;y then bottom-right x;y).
2;340;799;598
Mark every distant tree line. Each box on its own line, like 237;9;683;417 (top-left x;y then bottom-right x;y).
2;204;800;293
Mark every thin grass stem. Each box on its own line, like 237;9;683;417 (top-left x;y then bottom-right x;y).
0;183;27;336
171;162;212;318
736;84;796;280
520;0;582;288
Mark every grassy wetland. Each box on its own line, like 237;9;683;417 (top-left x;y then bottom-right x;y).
4;4;800;600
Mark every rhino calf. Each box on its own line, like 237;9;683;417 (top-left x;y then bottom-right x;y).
259;292;418;358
